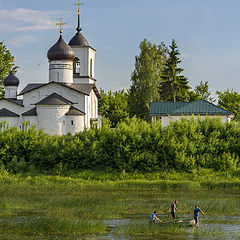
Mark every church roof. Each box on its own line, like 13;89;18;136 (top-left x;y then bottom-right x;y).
35;93;73;105
22;107;37;116
3;71;20;86
0;108;19;117
18;84;45;95
69;6;89;47
19;82;101;99
0;98;24;106
69;32;89;47
65;106;85;115
150;99;232;116
47;35;75;61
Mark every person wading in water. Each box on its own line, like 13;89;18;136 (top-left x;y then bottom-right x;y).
171;200;180;221
194;205;205;227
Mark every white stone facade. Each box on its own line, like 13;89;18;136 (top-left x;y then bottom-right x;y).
49;60;74;83
0;16;100;135
152;115;232;128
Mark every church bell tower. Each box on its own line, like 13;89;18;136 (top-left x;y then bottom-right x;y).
69;0;96;84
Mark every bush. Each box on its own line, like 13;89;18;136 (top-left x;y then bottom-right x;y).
0;118;239;173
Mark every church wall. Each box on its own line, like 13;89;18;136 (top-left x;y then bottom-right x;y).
71;47;89;76
89;48;95;79
66;115;85;134
84;89;98;129
0;117;19;128
5;86;18;99
37;105;70;135
22;83;86;114
49;60;73;83
22;116;38;129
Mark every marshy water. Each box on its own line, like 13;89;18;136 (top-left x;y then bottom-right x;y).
0;178;239;239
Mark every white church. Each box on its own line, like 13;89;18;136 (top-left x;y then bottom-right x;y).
0;5;101;135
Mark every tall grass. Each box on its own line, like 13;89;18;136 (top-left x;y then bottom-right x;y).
0;174;239;238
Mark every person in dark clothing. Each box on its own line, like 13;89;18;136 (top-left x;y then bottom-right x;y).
171;200;180;221
194;205;205;227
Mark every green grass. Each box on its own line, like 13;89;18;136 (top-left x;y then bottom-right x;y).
0;170;239;239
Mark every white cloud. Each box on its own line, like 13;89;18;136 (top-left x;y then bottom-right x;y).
0;8;59;33
8;35;38;47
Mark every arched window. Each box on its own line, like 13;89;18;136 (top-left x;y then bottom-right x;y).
73;57;80;75
90;58;93;77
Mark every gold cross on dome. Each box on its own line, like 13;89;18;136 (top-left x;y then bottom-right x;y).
74;0;84;13
56;17;67;35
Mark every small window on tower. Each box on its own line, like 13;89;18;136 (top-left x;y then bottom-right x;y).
90;58;93;77
71;120;74;126
73;57;80;75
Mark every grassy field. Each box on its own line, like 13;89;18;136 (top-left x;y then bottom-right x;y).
0;170;239;239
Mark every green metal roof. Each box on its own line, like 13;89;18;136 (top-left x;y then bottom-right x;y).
150;99;232;116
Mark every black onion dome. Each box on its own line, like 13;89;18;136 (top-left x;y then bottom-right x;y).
47;35;75;61
69;32;89;46
3;71;19;86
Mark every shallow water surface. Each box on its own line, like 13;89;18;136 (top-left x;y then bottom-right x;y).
0;188;239;239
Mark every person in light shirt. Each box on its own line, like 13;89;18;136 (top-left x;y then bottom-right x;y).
149;210;160;222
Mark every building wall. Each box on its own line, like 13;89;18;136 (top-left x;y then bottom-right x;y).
71;46;96;84
37;105;70;135
49;60;73;83
153;115;231;127
23;83;85;113
22;116;38;129
66;115;85;134
0;117;19;128
5;86;18;99
0;100;23;115
84;89;98;129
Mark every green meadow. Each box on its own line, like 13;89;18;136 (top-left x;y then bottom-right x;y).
0;171;239;239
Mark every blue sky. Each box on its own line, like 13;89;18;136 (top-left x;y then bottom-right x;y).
1;0;240;95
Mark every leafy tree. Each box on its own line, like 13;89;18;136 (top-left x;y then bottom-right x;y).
98;89;129;127
161;39;190;102
216;89;240;120
0;41;18;96
195;81;215;102
129;39;168;120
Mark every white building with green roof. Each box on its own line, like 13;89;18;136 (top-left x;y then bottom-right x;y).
150;99;233;127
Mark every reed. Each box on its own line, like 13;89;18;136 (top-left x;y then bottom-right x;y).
0;173;239;239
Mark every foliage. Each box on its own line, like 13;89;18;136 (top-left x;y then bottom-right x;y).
98;89;129;127
195;81;215;102
0;118;239;174
0;41;18;97
216;89;240;120
129;39;168;120
161;39;191;102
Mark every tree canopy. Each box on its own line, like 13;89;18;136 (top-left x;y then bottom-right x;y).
0;41;18;96
217;89;240;120
128;39;168;120
194;81;214;102
98;89;129;127
161;39;191;102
